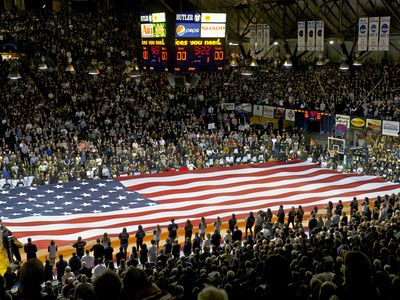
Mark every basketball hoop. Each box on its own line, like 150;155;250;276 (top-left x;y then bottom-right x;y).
329;150;337;158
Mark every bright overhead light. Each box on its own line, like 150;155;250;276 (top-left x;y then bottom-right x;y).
274;41;278;46
7;70;22;80
329;40;334;44
353;53;361;66
283;54;292;67
316;54;324;66
249;58;258;67
88;66;99;75
339;56;349;70
241;67;252;76
65;64;75;72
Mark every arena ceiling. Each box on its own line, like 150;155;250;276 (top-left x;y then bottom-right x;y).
131;0;400;57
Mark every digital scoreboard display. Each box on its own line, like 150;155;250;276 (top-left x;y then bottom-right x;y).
140;13;169;72
174;13;226;73
174;38;225;72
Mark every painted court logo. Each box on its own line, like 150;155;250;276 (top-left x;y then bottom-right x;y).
176;25;185;36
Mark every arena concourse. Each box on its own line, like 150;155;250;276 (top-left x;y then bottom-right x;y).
1;2;400;300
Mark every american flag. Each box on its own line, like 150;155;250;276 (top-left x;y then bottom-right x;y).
3;160;400;249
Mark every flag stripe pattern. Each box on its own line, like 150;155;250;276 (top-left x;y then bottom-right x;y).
3;160;400;249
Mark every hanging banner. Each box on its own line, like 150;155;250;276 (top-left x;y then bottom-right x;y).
379;16;390;51
249;24;256;51
263;106;274;118
369;17;379;51
256;24;263;50
285;109;295;121
263;24;270;49
358;18;368;51
307;21;315;51
382;120;399;136
298;21;306;52
366;119;382;134
253;105;263;116
315;21;324;51
335;114;350;130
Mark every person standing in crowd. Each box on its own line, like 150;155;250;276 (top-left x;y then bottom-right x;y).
193;231;201;253
81;249;95;270
56;254;68;283
168;218;179;241
153;224;162;251
296;205;304;224
90;239;105;266
48;240;58;266
199;217;207;243
135;225;146;251
119;227;129;256
101;233;110;249
245;211;255;238
254;211;265;237
287;206;296;228
276;206;285;229
336;200;344;216
148;240;158;266
140;243;148;266
24;237;38;261
228;214;237;233
184;219;193;241
214;216;222;233
183;237;192;257
72;236;86;259
350;197;359;216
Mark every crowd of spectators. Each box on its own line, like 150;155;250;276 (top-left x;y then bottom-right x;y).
2;196;400;300
1;9;400;191
2;6;400;299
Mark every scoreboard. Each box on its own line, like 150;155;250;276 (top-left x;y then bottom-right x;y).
140;13;169;72
174;13;226;73
175;38;225;72
140;12;226;73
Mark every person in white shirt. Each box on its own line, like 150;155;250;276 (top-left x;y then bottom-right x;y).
148;240;158;266
202;233;211;251
260;224;271;239
81;249;95;270
223;229;232;245
337;163;344;172
92;258;107;280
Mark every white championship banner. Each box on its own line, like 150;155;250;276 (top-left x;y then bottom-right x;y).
358;18;368;51
315;21;324;51
307;21;315;51
298;21;306;52
379;16;390;51
369;17;379;51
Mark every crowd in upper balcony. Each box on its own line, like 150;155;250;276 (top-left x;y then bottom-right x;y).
0;8;400;190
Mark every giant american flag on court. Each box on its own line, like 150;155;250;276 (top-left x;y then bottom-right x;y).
2;160;400;249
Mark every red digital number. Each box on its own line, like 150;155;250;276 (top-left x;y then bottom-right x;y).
151;46;160;55
162;52;168;60
143;51;149;60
